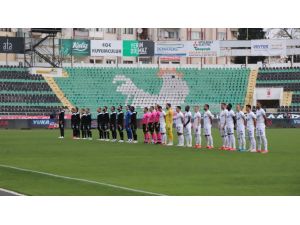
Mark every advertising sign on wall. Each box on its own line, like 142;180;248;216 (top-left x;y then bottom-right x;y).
155;41;186;56
90;40;122;56
60;39;90;56
123;40;154;56
251;39;286;56
186;40;220;57
0;37;25;53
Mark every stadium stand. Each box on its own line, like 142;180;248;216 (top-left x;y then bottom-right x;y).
0;66;63;116
257;67;300;112
54;67;250;117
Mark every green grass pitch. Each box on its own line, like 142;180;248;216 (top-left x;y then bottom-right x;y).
0;128;299;196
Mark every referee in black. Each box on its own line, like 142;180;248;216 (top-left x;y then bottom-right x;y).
58;107;65;139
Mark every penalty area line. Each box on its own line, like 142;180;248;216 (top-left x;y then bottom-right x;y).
0;164;166;196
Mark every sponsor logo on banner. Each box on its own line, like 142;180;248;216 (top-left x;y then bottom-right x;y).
32;119;50;126
0;37;25;53
155;42;186;56
60;39;90;56
123;41;154;56
186;40;220;57
266;113;300;119
251;39;286;56
90;40;122;56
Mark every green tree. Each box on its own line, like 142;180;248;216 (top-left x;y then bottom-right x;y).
234;28;266;64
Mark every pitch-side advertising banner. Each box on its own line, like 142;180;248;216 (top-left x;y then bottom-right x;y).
155;41;187;56
251;40;286;56
90;40;122;56
185;40;220;57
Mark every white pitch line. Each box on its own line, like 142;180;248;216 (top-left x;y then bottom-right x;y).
0;164;166;196
0;188;24;196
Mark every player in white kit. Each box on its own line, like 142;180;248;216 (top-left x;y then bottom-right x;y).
219;103;228;150
157;105;166;145
246;104;257;152
236;104;246;151
175;106;184;147
193;105;202;149
203;104;214;149
256;102;268;153
225;103;236;151
183;105;192;147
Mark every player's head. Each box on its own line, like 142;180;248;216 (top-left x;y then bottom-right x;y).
236;104;242;112
130;106;135;112
204;104;209;111
155;104;159;110
97;107;101;113
143;107;148;113
111;106;115;112
194;105;199;112
118;105;122;111
185;105;190;112
157;105;162;112
176;106;181;113
150;106;154;112
71;108;75;113
81;108;85;114
227;103;232;111
256;101;261;109
75;107;79;112
103;106;108;112
221;102;226;110
166;103;171;110
126;105;130;111
246;104;251;112
86;108;90;113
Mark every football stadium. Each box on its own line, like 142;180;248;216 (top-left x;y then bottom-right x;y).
0;28;300;196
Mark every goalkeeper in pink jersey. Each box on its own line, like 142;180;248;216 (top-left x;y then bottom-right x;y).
154;104;161;144
142;107;150;144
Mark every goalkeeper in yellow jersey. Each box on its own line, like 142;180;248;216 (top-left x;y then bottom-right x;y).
165;103;174;146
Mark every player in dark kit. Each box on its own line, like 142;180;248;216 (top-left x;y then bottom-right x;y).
130;106;138;143
58;107;65;139
71;108;78;139
103;106;110;141
97;107;104;140
75;107;81;138
110;106;117;142
117;105;124;143
80;108;88;139
86;108;92;140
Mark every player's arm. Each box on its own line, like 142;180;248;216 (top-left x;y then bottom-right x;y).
181;115;184;125
232;113;237;128
222;113;226;129
253;116;257;128
263;115;267;126
209;114;213;126
242;114;246;126
184;115;191;127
